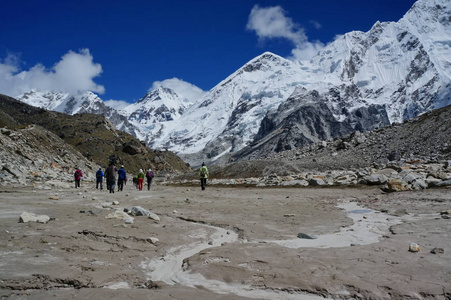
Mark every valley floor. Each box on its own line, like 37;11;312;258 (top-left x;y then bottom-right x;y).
0;182;450;299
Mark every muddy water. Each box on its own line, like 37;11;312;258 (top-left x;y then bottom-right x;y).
140;201;407;299
264;202;402;248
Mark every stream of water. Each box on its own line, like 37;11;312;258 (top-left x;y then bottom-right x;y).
139;202;404;299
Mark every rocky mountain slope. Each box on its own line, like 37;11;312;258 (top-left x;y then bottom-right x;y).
15;0;451;167
0;124;96;186
0;94;191;186
211;103;451;179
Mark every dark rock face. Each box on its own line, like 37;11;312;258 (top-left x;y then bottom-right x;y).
243;90;390;159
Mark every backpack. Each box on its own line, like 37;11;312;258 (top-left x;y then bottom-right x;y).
74;169;82;180
146;171;154;179
96;170;103;179
118;168;126;180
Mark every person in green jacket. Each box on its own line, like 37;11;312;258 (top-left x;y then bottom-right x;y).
199;162;209;190
137;169;145;191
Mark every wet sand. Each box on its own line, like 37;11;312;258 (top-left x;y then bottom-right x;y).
0;183;450;299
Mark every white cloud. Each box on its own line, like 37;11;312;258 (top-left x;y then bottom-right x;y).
0;49;104;98
150;77;206;104
310;20;322;30
246;5;305;45
289;42;325;61
247;5;324;61
104;99;130;110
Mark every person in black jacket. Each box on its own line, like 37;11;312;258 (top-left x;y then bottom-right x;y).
105;163;117;193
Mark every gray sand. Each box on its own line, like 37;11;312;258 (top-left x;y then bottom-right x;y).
0;183;450;299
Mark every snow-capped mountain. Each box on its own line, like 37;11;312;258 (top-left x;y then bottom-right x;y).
144;52;311;155
124;87;190;124
14;0;451;166
147;0;451;164
18;90;136;135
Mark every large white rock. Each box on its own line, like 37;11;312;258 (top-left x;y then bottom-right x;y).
105;210;134;223
19;212;50;224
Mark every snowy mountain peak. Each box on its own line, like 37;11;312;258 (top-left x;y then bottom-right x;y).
123;86;190;126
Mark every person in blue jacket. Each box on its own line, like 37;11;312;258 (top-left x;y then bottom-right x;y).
117;165;127;192
95;167;104;190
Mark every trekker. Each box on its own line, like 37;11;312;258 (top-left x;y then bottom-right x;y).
146;169;154;190
137;169;145;191
74;167;83;188
95;167;104;190
132;175;139;189
117;165;127;192
199;162;209;190
105;162;117;194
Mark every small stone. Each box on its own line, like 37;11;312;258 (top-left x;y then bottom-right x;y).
393;208;408;216
297;233;318;239
431;247;444;254
112;201;120;205
49;196;59;200
88;209;102;216
147;237;159;245
408;243;421;252
284;214;296;217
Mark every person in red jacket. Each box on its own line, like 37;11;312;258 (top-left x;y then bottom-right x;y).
74;167;83;188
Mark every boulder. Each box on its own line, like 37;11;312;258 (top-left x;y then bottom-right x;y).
105;211;134;222
383;179;410;193
130;206;150;216
429;179;451;188
364;174;389;185
19;212;50;224
411;179;427;190
130;206;160;221
280;180;309;186
309;178;326;186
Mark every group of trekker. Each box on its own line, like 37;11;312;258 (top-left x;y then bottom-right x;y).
93;163;155;193
74;161;210;191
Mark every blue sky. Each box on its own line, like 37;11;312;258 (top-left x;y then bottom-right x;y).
0;0;416;103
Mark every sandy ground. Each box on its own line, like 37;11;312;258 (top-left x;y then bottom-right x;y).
0;181;450;299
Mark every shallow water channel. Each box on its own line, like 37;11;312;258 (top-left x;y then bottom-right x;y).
139;202;403;299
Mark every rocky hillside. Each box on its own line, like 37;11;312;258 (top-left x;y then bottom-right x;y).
0;124;96;187
0;94;191;183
